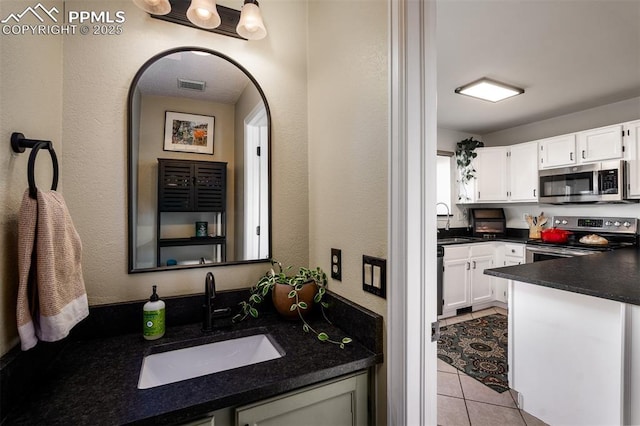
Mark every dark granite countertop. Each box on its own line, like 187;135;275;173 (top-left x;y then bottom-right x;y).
2;292;383;425
485;248;640;306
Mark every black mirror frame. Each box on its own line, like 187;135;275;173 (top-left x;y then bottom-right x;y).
127;47;272;273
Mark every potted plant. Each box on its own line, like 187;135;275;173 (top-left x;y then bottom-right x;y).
455;137;484;201
233;260;353;348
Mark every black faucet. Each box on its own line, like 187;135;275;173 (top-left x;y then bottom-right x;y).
202;272;231;332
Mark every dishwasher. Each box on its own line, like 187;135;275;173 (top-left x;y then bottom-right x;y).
437;245;444;316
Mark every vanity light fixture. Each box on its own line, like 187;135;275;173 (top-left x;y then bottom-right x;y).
455;78;524;103
236;0;267;40
133;0;171;15
133;0;267;40
186;0;221;29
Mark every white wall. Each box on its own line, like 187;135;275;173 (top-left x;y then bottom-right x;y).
0;0;310;354
483;96;640;146
307;1;389;424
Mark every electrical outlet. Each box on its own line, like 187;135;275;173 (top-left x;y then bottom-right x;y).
331;248;342;281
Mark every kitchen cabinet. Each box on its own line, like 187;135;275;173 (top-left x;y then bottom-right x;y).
442;243;495;317
508;142;538;201
471;142;538;203
494;243;524;304
474;147;508;202
624;119;640;199
509;281;640;425
576;124;623;162
538;133;576;169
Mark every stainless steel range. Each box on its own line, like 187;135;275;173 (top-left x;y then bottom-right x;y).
525;216;639;262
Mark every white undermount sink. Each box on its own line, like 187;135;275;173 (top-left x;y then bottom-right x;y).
138;334;284;389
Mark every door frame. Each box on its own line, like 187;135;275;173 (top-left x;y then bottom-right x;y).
388;0;438;424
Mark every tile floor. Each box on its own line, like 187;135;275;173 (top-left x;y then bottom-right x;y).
438;307;548;426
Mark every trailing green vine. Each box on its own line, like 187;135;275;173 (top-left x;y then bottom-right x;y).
455;137;484;201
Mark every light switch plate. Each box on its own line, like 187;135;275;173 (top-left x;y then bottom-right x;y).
362;255;386;298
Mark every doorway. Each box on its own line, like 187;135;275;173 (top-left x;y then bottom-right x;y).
243;103;269;259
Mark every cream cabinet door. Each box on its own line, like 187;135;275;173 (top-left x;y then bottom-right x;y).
236;372;368;426
624;120;640;199
475;147;508;202
470;255;494;305
539;134;576;169
576;124;623;162
508;141;538;201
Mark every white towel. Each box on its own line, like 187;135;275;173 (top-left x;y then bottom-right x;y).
16;189;89;350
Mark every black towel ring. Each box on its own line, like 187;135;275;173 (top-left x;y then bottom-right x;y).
11;132;59;199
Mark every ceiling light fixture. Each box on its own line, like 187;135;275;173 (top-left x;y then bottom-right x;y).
186;0;221;29
133;0;171;15
133;0;267;40
236;0;267;40
455;78;524;103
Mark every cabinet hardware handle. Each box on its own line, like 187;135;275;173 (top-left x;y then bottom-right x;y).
582;150;586;159
478;191;480;199
472;260;476;269
570;152;573;161
533;189;536;197
466;262;470;270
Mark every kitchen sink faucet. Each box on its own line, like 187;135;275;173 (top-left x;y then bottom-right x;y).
436;202;451;231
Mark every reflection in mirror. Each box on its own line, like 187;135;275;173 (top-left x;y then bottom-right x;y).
128;48;271;273
436;150;453;215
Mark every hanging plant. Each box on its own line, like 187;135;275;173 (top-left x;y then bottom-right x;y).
455;137;484;201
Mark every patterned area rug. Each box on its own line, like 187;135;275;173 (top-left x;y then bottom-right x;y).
437;313;509;393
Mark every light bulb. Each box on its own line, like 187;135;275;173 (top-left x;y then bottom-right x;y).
133;0;171;15
195;8;211;19
186;0;220;29
237;0;267;40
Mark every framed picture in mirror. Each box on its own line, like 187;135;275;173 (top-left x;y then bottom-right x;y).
164;111;215;155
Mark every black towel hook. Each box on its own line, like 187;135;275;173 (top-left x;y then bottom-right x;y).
11;132;59;199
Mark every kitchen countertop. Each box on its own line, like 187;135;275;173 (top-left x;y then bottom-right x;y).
485;247;640;306
437;236;528;246
3;293;383;425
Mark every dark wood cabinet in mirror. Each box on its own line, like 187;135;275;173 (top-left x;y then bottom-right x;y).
127;47;271;273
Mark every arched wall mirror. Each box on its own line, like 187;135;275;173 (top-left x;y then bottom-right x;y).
128;47;271;273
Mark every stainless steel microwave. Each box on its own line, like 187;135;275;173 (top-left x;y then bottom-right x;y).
538;160;627;203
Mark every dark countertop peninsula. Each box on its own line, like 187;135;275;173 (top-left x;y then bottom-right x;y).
485;248;640;306
2;291;383;425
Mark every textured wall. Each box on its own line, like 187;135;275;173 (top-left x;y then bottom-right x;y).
0;0;309;354
0;1;64;355
307;1;389;424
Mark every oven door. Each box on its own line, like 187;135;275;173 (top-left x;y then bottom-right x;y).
525;245;595;263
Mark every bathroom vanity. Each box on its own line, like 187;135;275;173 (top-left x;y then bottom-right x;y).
1;291;383;425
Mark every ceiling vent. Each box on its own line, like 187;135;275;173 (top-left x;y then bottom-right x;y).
177;78;206;92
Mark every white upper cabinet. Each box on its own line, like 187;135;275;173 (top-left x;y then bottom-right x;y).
538;134;576;169
475;147;508;202
576;124;623;162
509;141;539;201
625;120;640;199
472;143;538;203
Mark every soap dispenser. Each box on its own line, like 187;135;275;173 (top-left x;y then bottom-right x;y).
143;285;165;340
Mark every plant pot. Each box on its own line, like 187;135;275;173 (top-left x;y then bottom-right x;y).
272;281;318;320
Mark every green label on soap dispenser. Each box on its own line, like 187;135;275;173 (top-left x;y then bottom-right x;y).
143;309;165;337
